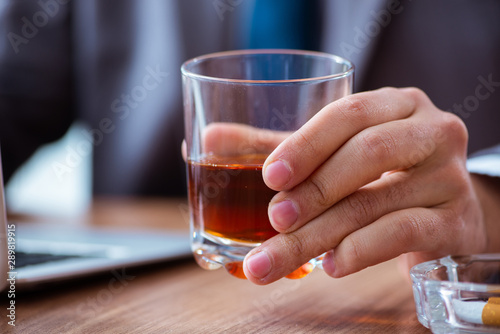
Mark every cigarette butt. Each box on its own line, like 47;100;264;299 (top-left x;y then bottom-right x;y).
489;297;500;304
453;298;500;327
483;298;500;326
453;300;485;325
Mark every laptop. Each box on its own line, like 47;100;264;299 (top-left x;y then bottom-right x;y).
0;155;192;291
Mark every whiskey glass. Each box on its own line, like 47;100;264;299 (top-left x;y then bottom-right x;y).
182;49;354;279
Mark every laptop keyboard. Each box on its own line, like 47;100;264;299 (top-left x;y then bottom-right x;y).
15;252;85;268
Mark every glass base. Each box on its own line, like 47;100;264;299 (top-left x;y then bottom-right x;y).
192;230;323;279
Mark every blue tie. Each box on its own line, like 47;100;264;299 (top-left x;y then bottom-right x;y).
249;0;321;50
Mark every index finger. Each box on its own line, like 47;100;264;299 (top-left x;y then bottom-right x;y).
262;87;418;191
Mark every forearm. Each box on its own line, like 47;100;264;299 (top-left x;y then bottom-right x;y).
471;173;500;252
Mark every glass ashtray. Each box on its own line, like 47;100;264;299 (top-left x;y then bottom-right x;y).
411;254;500;333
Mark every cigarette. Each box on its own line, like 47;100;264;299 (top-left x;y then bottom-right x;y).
453;297;500;326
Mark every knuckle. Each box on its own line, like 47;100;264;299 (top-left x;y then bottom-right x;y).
398;212;441;249
280;232;308;259
401;86;430;105
358;129;396;162
405;86;426;98
307;173;334;207
342;190;379;230
337;94;373;124
290;130;318;156
439;112;469;149
429;211;457;249
377;86;402;100
398;214;422;246
345;95;371;114
286;131;321;170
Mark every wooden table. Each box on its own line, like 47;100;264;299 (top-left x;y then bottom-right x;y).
2;198;430;333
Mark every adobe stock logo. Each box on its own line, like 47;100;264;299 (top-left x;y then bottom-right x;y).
7;0;71;54
448;74;500;119
339;0;404;59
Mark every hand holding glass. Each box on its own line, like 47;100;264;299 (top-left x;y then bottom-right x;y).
182;50;353;279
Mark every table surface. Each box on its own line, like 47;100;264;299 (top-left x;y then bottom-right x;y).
2;198;430;333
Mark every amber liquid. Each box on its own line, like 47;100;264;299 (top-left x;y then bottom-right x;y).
188;154;278;243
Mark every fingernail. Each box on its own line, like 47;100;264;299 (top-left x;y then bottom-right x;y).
322;250;336;277
269;200;298;231
246;251;272;279
264;160;291;189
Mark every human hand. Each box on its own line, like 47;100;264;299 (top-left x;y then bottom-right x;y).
242;87;491;285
